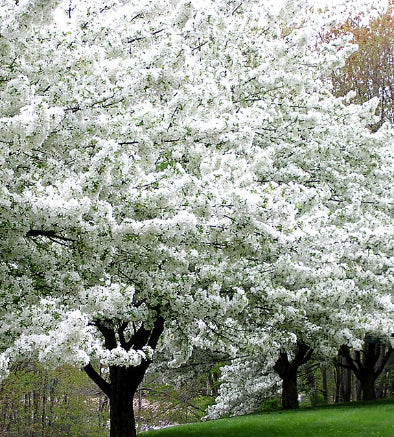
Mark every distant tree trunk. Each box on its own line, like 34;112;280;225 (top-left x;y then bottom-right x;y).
321;366;329;404
305;364;319;405
334;348;353;402
341;354;352;402
376;352;394;399
334;363;341;403
84;316;164;437
356;378;362;401
340;341;393;402
41;381;47;437
273;341;313;410
208;371;220;397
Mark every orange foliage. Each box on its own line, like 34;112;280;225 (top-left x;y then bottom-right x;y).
326;5;393;130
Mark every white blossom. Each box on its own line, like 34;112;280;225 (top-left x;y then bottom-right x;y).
0;1;392;419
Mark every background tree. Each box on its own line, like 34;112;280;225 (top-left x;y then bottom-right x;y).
326;3;393;130
0;362;109;437
320;2;394;403
339;341;393;401
206;0;394;417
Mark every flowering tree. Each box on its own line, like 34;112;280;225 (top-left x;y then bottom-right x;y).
327;4;394;130
0;1;249;435
0;0;393;435
201;0;394;417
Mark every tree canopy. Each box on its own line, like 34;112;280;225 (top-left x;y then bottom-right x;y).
0;0;393;435
327;3;393;130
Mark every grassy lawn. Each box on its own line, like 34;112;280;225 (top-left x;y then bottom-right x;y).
139;399;394;437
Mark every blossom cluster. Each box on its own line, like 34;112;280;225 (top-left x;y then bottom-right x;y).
0;0;392;414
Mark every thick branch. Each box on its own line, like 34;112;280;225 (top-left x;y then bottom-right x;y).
26;229;75;243
353;350;363;373
294;341;313;367
125;315;165;352
339;346;361;377
126;324;151;351
273;351;290;378
95;321;117;350
374;345;393;378
148;316;165;350
300;348;314;366
117;322;129;350
84;363;110;397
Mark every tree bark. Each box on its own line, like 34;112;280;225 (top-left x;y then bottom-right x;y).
109;368;138;437
273;341;313;410
340;354;352;402
360;374;377;401
339;342;393;402
334;363;341;403
321;367;329;404
356;378;362;401
84;315;165;437
281;372;299;409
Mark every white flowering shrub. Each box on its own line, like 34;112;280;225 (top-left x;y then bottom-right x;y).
207;356;281;419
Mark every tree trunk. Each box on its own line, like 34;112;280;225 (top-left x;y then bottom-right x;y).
334;363;341;403
109;379;137;437
281;373;299;410
356;378;362;401
321;367;328;404
84;316;165;437
273;341;313;410
339;342;393;403
108;365;148;437
340;356;352;402
360;375;376;401
86;363;144;437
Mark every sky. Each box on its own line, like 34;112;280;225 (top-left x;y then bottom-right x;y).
52;0;390;31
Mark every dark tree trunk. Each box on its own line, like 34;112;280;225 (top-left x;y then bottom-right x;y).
273;341;313;410
340;355;352;402
339;341;393;402
360;375;377;401
84;316;165;437
356;378;362;401
109;392;135;437
321;367;329;404
334;363;341;403
335;348;353;402
281;372;299;409
108;367;142;437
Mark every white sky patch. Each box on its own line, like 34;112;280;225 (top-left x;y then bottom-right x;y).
51;0;390;30
52;5;72;30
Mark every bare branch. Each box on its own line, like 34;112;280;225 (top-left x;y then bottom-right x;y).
26;229;76;243
84;363;110;396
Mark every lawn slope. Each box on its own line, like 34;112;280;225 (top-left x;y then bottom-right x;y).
139;400;394;437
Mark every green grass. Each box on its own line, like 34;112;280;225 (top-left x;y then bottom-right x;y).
139;399;394;437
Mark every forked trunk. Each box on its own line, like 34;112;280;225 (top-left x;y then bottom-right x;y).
83;317;165;437
339;343;393;403
273;341;313;410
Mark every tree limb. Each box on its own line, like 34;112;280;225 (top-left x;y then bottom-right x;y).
26;229;75;243
374;345;393;378
84;363;111;397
